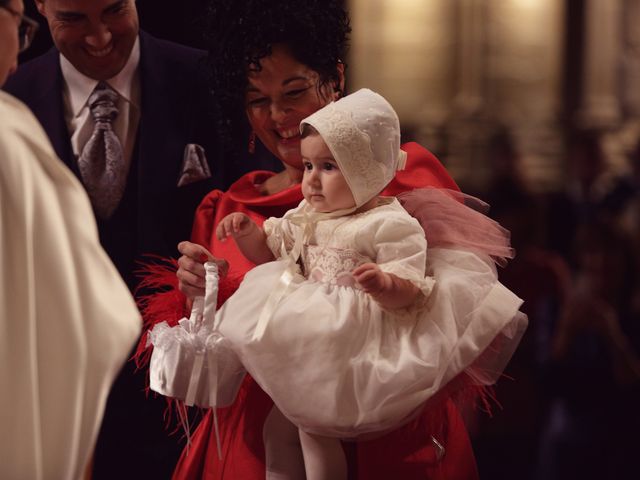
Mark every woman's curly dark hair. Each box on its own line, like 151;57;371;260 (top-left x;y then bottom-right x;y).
202;0;351;152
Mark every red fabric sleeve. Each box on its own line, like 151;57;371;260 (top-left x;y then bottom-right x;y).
384;142;460;195
191;189;224;249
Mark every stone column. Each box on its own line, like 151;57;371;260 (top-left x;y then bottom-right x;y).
443;0;491;189
621;0;640;118
577;0;623;128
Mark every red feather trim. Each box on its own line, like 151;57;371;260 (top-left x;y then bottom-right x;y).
132;255;187;370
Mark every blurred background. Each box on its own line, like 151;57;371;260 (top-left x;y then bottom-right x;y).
19;0;640;478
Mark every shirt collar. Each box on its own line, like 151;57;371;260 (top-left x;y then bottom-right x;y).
60;36;141;118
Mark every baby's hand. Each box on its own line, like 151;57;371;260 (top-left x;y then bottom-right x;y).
352;263;391;295
353;263;420;309
216;213;254;241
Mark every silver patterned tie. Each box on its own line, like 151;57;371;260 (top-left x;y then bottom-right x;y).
78;82;126;219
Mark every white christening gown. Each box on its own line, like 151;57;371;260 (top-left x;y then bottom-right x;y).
217;196;526;437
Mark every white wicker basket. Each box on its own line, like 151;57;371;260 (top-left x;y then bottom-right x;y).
148;262;245;408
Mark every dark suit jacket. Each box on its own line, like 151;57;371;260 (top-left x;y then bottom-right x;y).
4;31;226;286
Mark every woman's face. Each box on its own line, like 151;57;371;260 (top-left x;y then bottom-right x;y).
0;0;22;86
245;44;344;171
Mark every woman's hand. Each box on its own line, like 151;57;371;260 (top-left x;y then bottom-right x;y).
176;241;228;298
216;213;256;240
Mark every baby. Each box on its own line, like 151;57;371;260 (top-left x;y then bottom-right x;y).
214;89;526;480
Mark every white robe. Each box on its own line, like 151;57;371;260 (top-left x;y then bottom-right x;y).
0;91;141;480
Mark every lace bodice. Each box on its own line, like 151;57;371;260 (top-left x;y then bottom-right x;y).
264;198;432;291
303;245;370;286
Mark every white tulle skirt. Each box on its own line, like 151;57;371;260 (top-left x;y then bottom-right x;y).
217;246;526;438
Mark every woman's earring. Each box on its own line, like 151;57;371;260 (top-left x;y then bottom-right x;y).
248;130;256;154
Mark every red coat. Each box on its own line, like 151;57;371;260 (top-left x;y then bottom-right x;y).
171;143;479;479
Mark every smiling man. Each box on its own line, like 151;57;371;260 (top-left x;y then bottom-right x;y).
3;0;227;285
2;1;231;478
36;0;139;80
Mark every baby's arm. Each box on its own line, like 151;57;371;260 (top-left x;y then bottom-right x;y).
216;213;275;265
352;262;419;310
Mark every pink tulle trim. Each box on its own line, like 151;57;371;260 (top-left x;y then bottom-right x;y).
398;187;514;266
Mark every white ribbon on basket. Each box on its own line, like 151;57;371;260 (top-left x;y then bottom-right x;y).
185;262;226;459
178;262;220;406
148;262;242;459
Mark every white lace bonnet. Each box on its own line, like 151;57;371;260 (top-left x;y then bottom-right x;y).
300;88;407;208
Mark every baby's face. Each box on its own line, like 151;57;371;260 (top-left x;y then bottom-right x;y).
300;133;355;213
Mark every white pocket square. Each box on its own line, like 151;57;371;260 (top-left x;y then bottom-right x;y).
178;143;211;187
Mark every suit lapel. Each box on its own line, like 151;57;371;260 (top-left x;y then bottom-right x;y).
136;32;194;250
29;50;77;175
137;32;189;197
